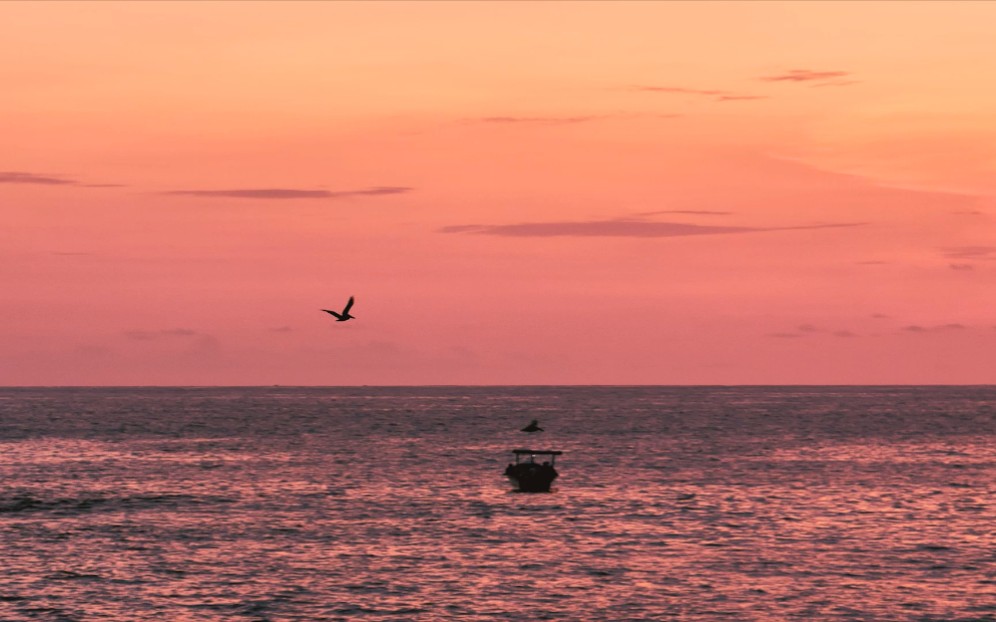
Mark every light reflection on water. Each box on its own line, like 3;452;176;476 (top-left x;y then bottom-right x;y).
0;386;994;620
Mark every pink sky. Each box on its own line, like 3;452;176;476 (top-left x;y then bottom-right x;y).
2;1;995;385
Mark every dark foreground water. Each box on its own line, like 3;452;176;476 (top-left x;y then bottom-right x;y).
0;386;993;621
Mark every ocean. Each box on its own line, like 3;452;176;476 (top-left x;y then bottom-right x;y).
0;386;993;621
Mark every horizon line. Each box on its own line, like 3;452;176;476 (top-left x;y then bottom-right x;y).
2;383;994;389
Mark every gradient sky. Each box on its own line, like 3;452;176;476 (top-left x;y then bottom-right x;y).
3;1;995;385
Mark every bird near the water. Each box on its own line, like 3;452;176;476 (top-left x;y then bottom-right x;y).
521;419;543;433
321;296;356;322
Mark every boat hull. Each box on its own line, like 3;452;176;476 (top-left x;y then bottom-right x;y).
505;463;558;492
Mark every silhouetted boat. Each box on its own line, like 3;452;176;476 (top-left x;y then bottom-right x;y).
504;449;562;492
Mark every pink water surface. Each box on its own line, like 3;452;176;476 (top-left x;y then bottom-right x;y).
1;386;993;620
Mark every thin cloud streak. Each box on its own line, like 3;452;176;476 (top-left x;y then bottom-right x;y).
771;325;862;339
902;324;969;333
635;210;733;216
943;246;996;260
633;86;727;96
632;85;763;102
472;113;682;126
0;171;78;185
810;80;861;88
122;329;221;354
479;116;600;125
759;69;851;83
124;329;200;341
0;171;123;187
163;186;412;199
716;95;768;102
440;219;864;238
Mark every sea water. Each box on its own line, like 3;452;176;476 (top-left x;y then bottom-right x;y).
0;386;993;621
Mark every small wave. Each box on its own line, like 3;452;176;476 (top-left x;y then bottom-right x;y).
0;492;235;516
333;605;381;615
45;570;102;581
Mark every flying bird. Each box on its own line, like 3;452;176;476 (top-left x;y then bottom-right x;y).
521;419;543;433
322;296;356;322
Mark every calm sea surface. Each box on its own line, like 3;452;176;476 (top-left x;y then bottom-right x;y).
0;386;993;621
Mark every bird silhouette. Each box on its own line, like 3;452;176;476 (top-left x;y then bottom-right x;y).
321;296;356;322
521;419;543;433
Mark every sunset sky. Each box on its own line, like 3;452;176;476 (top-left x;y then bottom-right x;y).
3;1;995;385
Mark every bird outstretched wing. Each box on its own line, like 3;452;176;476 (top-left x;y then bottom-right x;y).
321;309;343;319
342;296;354;315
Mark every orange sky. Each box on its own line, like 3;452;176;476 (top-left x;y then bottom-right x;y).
2;1;995;385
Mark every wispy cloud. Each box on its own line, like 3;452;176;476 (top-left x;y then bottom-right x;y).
759;69;851;83
124;329;200;340
635;209;733;216
810;80;861;88
163;186;412;200
123;328;219;353
902;324;969;333
633;86;727;96
478;116;600;125
440;218;863;238
632;85;763;102
716;95;768;102
942;246;996;260
949;263;975;271
0;171;78;185
771;324;862;339
0;171;122;187
472;113;682;126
